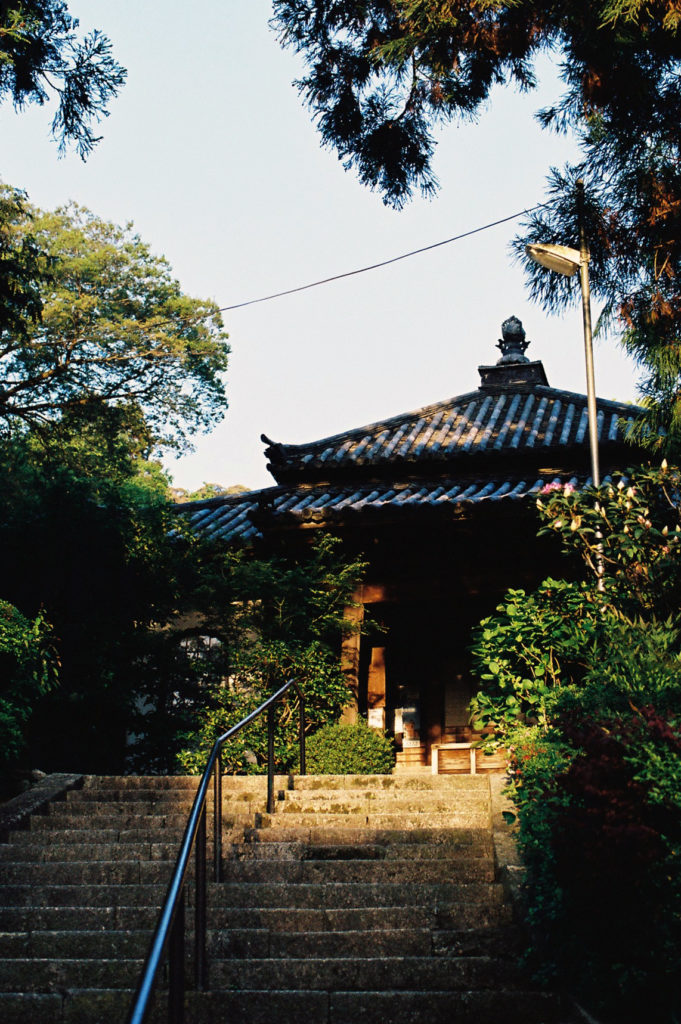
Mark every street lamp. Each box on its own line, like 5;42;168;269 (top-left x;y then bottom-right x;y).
525;180;600;488
526;179;604;590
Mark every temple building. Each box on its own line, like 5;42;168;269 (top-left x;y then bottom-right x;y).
183;317;642;771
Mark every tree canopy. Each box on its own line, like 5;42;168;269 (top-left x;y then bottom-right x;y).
273;0;681;451
272;0;681;208
0;185;230;452
0;1;126;157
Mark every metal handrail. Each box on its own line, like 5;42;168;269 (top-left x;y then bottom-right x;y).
125;677;306;1024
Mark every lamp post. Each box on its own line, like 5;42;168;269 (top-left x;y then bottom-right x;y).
525;180;600;488
526;179;604;589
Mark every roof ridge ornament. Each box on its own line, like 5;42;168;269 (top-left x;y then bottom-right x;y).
477;315;548;390
497;316;530;365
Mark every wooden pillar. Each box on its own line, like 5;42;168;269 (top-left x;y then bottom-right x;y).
366;646;386;730
340;601;364;724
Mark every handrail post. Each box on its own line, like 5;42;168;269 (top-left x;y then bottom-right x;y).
267;703;275;815
194;805;207;991
213;750;222;882
168;889;185;1024
125;677;304;1024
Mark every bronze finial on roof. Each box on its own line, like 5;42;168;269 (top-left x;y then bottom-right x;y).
497;316;530;364
478;315;548;390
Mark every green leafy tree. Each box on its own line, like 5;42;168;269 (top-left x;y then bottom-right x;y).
471;465;681;739
0;186;230;452
0;1;126;157
0;419;185;773
170;482;249;503
0;599;58;773
164;534;368;775
470;465;681;1019
0;185;50;340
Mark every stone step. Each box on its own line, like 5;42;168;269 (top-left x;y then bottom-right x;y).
287;775;490;791
38;800;219;817
282;785;489;800
68;787;203;800
257;811;491;829
224;858;495;884
0;879;507;911
209;880;507;910
208;954;519;991
0;987;566;1024
0;954;525;996
277;795;489;812
0;929;151;959
66;788;270;806
228;839;493;861
0;860;179;885
211;927;435;959
7;826;239;845
241;825;490;846
0;904;512;934
9;856;492;888
209;926;523;959
0;957;143;991
0;883;168;907
0;841;185;862
80;775;288;791
25;811;246;830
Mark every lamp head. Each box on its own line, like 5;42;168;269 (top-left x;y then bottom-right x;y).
525;243;582;277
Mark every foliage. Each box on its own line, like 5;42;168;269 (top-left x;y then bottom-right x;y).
470;579;602;737
536;464;681;614
0;184;50;341
174;641;352;776
514;165;681;458
273;3;681;452
304;718;395;775
145;534;367;775
0;1;126;157
170;482;249;503
272;1;680;207
472;464;681;1019
507;714;681;1021
0;599;58;769
472;466;681;740
0;426;184;774
0;184;230;453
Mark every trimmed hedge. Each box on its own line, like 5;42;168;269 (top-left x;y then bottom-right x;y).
305;719;395;775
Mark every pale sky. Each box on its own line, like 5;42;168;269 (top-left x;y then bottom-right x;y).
0;2;640;491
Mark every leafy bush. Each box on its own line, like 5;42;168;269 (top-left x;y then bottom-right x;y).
304;719;395;775
175;641;351;775
509;713;681;1022
169;534;366;776
0;600;58;773
470;466;681;1021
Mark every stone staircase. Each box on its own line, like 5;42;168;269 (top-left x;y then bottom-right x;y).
0;773;569;1023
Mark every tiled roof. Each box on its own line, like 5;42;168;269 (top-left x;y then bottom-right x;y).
262;383;640;483
181;474;610;543
179;345;643;544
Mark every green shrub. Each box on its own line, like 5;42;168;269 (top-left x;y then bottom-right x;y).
305;718;395;775
0;600;58;774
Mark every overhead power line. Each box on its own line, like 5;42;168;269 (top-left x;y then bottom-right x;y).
12;201;550;346
217;202;549;315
